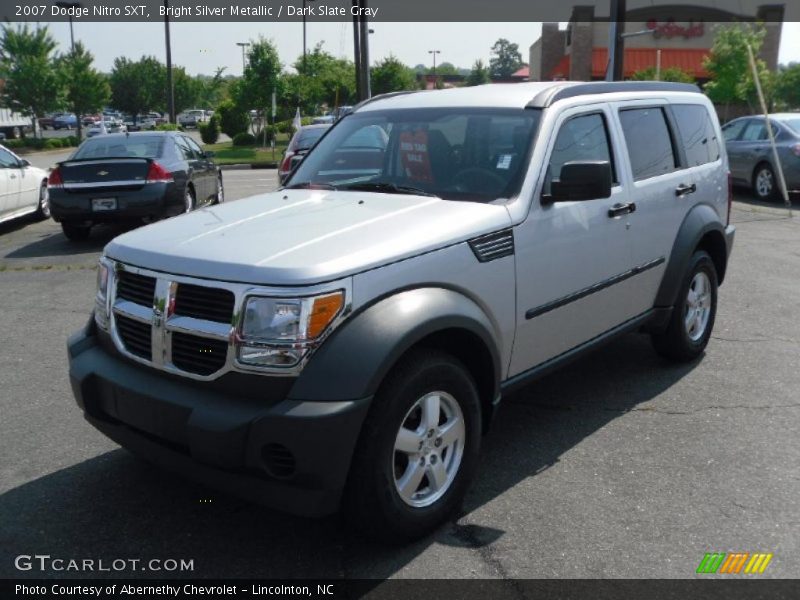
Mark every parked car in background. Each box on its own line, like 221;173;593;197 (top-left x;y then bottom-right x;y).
38;113;58;131
0;108;32;139
333;105;354;121
48;131;223;240
0;144;50;225
124;113;164;132
53;113;78;130
723;113;800;201
86;119;127;137
177;109;209;128
279;123;332;183
82;114;102;126
311;115;335;125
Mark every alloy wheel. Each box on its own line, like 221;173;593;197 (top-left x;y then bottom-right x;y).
684;271;712;342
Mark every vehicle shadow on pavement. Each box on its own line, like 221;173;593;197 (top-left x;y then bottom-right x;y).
0;334;699;579
4;223;132;259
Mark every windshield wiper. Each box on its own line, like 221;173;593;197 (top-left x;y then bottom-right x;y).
283;182;338;190
340;181;439;198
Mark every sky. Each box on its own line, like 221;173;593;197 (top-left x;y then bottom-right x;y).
41;21;800;76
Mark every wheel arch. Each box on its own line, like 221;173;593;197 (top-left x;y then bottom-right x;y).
655;203;729;308
288;287;502;432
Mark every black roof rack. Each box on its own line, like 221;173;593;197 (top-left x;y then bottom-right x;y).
528;81;701;108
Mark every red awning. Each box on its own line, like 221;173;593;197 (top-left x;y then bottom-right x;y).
548;48;710;80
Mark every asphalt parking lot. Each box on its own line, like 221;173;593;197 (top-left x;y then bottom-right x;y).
0;173;798;580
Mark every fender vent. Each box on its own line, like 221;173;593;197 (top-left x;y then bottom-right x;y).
468;229;515;263
262;443;296;479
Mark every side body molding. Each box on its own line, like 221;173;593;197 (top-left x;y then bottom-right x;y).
288;288;502;403
655;203;731;309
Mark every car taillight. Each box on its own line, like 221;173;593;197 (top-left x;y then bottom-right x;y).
146;161;173;183
791;144;800;157
279;153;294;174
727;171;733;226
47;167;63;188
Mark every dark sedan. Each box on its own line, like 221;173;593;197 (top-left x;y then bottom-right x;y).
279;124;331;184
49;132;223;241
723;113;800;201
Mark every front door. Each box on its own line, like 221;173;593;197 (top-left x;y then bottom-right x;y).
0;147;21;217
510;106;635;376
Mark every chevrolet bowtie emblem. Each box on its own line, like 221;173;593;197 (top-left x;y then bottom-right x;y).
97;170;109;176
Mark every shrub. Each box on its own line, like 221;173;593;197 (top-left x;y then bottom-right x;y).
4;139;24;149
65;136;80;147
232;132;257;146
44;138;63;149
253;125;277;144
199;115;220;144
156;123;180;131
217;100;250;138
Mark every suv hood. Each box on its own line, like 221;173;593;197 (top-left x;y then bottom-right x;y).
105;189;512;285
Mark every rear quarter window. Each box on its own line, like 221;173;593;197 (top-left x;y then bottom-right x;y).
671;104;721;167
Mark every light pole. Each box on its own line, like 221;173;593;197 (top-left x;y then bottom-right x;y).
236;42;251;74
302;0;317;66
54;1;81;138
164;0;175;124
428;50;441;87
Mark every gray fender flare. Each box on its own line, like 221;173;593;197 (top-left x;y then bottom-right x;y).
288;287;502;403
655;203;727;308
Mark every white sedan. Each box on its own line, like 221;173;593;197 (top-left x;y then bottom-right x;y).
0;144;50;225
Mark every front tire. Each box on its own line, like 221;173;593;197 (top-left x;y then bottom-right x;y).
343;349;482;543
184;186;196;213
753;163;776;201
651;250;718;362
61;222;91;241
35;181;50;220
214;175;224;204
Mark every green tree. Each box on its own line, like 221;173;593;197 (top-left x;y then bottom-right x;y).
215;97;249;138
370;56;418;95
0;24;60;137
703;23;773;115
489;38;524;78
292;44;356;113
196;67;228;109
428;62;459;76
57;42;110;139
110;56;165;123
237;37;282;112
171;66;201;115
631;66;695;83
466;59;491;86
775;63;800;109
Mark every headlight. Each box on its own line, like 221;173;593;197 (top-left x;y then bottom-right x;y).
237;291;344;368
94;259;111;330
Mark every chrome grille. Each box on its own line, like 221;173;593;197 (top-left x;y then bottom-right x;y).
116;271;156;306
115;314;152;360
174;283;235;324
171;332;228;376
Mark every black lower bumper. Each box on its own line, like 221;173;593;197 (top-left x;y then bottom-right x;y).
67;320;371;517
50;182;181;224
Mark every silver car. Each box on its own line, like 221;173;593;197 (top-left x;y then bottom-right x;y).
723;113;800;201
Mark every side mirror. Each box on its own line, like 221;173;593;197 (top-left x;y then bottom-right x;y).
545;161;612;203
19;159;31;168
204;151;215;158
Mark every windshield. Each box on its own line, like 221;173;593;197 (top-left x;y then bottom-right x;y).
287;107;541;202
72;135;165;159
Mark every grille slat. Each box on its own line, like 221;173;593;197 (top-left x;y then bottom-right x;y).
117;272;156;306
174;283;235;324
116;314;152;360
469;229;515;263
171;332;227;376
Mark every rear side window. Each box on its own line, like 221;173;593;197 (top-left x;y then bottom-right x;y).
741;120;767;141
619;107;677;181
671;104;721;166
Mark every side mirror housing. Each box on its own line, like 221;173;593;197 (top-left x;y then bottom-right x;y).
545;161;612;203
19;159;31;168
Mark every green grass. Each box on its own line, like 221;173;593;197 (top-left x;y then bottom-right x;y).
203;134;289;166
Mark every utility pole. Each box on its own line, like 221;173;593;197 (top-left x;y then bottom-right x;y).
352;0;371;101
606;0;626;82
236;42;251;74
164;0;175;124
54;1;82;139
428;49;441;87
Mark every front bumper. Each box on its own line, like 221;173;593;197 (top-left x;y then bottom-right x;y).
67;319;371;517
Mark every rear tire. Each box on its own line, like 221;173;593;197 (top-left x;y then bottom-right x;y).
61;223;91;241
651;250;717;362
343;349;482;543
35;181;50;220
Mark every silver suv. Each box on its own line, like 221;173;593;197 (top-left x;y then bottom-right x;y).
68;82;735;542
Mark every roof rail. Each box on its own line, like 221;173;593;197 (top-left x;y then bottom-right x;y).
528;81;701;108
352;90;423;112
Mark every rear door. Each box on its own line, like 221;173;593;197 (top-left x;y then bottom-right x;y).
182;135;215;203
174;135;205;201
722;118;750;182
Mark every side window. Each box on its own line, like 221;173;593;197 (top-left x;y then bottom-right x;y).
671;104;721;166
741;120;767;141
0;147;19;168
619;107;677;180
174;136;195;161
546;112;615;192
722;120;747;142
184;136;204;157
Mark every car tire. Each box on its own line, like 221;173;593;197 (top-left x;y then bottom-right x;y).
651;250;718;362
343;349;482;543
35;181;50;220
184;186;196;213
753;163;777;201
61;223;91;241
214;175;224;204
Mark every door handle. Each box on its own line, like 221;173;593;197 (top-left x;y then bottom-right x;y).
9;174;16;179
608;202;636;218
675;183;696;197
